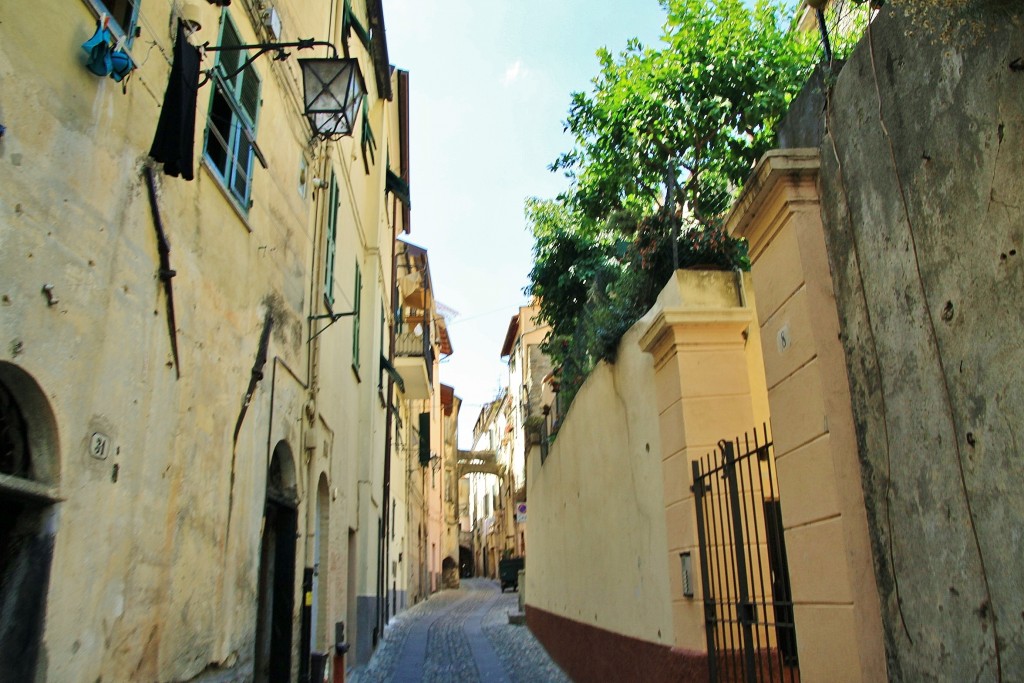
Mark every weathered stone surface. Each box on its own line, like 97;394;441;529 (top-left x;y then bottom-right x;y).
817;4;1024;680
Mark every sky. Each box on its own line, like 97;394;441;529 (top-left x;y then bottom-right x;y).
381;0;669;448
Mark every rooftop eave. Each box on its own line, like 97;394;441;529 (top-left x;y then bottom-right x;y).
366;0;393;100
499;314;520;357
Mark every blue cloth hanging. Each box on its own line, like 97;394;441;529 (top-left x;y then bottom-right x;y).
82;16;134;83
110;50;133;82
81;23;114;77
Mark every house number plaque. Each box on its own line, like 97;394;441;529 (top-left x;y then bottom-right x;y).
90;432;111;460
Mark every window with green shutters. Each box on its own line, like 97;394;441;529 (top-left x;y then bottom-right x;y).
352;263;362;370
204;14;261;209
324;173;339;305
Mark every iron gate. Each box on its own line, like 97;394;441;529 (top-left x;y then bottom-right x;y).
690;425;799;683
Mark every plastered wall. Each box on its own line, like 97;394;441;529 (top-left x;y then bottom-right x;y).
526;321;674;647
0;1;396;680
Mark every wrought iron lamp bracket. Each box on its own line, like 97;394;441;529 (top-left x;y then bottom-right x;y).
199;38;339;85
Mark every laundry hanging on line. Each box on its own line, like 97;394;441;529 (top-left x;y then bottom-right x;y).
149;20;201;180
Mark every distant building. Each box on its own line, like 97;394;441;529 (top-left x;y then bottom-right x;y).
457;304;551;581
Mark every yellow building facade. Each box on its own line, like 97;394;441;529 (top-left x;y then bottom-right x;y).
0;1;419;680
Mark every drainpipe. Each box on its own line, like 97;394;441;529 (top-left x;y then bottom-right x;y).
377;190;400;640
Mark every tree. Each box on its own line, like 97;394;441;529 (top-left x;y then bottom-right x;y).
529;0;816;416
553;0;815;229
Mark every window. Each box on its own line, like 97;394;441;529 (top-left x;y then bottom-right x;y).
204;15;261;210
352;263;362;370
87;0;139;44
324;173;339;305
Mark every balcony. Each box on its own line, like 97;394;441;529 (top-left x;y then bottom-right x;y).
393;329;433;400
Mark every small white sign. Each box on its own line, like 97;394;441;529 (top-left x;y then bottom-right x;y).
777;324;791;353
90;432;111;460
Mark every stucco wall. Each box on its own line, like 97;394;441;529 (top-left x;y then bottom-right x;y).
0;2;397;680
728;150;887;682
818;4;1024;679
526;323;673;646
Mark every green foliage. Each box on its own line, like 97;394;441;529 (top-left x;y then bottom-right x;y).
552;0;816;226
528;0;815;418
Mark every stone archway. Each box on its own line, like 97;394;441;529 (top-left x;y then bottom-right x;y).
254;441;298;683
0;362;60;681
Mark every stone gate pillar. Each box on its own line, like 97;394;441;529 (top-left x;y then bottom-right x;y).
726;149;886;682
638;269;765;654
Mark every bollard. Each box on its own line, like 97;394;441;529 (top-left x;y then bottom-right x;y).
333;621;350;683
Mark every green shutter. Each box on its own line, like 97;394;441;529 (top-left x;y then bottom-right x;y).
361;98;376;171
218;20;242;79
352;263;362;369
238;67;261;126
342;0;372;50
386;169;410;207
324;173;338;305
418;412;431;466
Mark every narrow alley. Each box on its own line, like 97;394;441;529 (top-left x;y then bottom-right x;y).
350;579;568;683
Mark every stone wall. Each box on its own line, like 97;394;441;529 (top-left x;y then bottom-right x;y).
817;4;1024;679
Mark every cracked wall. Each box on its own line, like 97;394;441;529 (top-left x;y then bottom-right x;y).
817;3;1024;680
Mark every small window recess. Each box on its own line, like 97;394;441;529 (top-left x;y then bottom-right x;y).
83;0;140;46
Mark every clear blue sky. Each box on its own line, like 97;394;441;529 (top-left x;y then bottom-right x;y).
381;0;669;447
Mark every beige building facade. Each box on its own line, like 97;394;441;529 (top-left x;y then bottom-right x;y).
0;1;429;680
385;240;459;615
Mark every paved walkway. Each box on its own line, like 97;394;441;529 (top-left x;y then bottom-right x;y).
348;578;569;683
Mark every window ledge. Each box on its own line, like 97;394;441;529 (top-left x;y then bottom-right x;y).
201;158;254;234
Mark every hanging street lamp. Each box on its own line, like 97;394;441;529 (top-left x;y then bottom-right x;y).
202;38;367;141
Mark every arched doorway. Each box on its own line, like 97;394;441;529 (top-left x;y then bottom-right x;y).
0;362;60;681
254;442;298;683
306;474;330;675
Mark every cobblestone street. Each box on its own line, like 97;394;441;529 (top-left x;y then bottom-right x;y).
349;579;569;683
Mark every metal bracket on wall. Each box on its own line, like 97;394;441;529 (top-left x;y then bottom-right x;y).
307;308;355;343
233;311;274;447
143;166;181;378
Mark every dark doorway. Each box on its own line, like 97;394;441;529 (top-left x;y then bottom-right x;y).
0;364;59;683
254;444;298;683
459;545;474;578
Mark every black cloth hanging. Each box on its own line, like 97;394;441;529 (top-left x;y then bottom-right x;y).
149;21;200;180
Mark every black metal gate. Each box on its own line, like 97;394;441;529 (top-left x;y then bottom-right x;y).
690;425;799;683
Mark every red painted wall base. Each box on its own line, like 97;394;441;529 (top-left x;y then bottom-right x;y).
526;605;709;683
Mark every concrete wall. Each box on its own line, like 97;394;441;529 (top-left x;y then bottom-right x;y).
636;270;767;653
527;270;770;682
816;4;1024;680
